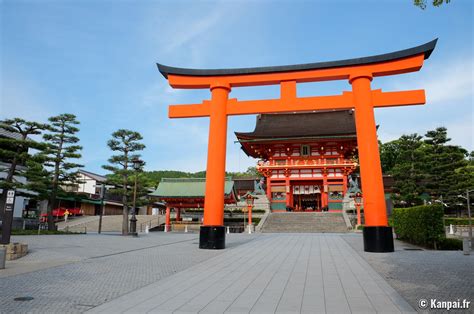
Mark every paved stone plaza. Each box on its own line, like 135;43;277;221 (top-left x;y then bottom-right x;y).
0;233;472;313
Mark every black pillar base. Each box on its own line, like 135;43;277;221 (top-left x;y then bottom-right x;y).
363;226;394;253
199;226;225;249
129;217;138;237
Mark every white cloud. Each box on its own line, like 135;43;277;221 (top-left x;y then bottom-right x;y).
444;116;474;150
163;6;228;54
391;55;473;105
376;55;474;150
423;59;473;105
142;79;183;109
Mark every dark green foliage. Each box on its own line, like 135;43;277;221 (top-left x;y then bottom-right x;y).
231;166;259;178
414;0;451;9
41;114;83;230
0;118;48;188
184;208;266;214
392;205;445;248
102;129;146;235
12;229;84;235
144;166;260;187
421;128;469;207
437;238;463;250
0;118;48;213
380;127;471;210
444;218;473;226
381;134;426;206
224;217;261;224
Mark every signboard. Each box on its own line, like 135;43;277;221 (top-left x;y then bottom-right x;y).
1;189;16;244
5;190;15;211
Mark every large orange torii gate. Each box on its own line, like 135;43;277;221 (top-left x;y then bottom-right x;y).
157;39;437;252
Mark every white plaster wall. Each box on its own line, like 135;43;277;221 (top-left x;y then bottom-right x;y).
76;173;97;194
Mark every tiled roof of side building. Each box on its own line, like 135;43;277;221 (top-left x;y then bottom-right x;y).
0;127;26;140
79;169;107;182
235;110;356;140
150;178;236;198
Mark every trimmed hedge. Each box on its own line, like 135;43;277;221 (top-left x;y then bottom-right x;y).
392;205;444;249
12;229;84;235
185;209;266;214
444;218;472;226
437;238;463;251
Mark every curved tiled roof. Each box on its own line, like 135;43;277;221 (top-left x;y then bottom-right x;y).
149;178;236;198
235;110;356;140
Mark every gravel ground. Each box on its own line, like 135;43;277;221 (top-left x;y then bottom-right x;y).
342;233;474;313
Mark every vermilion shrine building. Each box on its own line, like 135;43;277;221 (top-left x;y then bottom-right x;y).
150;178;238;227
236;110;357;212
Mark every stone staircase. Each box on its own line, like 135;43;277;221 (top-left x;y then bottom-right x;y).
225;194;271;212
58;215;164;233
261;212;349;233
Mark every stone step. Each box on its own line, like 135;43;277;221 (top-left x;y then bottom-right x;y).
261;212;349;233
62;215;163;233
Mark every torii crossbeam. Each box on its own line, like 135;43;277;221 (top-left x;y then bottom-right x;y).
157;39;437;252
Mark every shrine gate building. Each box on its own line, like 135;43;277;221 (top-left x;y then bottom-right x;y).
236;110;357;213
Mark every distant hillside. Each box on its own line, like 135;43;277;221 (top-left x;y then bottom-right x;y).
144;167;258;187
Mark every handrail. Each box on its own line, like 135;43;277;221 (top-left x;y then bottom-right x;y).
57;216;101;230
139;215;164;232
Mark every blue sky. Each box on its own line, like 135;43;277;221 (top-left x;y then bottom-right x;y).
1;0;473;174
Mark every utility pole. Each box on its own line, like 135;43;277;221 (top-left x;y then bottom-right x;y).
98;185;105;234
467;189;472;248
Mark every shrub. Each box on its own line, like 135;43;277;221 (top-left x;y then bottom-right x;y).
437;238;463;251
12;229;84;235
392;205;444;249
444;218;472;226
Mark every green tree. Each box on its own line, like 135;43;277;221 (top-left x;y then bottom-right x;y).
382;134;426;206
414;0;451;10
103;129;145;235
0;118;48;212
42;114;83;230
380;140;401;174
421;127;468;207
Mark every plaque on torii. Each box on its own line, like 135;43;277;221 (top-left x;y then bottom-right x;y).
157;39;437;252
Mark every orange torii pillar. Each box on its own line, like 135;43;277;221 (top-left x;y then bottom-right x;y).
165;206;171;232
157;39;437;252
199;83;230;248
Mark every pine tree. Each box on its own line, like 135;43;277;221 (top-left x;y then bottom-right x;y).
390;133;423;205
422;127;468;207
387;134;426;206
0;118;48;212
103;129;145;235
42;114;83;230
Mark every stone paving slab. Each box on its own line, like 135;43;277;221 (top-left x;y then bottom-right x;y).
343;234;474;314
88;234;414;314
0;233;258;313
1;233;199;278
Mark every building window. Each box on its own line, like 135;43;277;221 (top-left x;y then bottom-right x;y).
301;145;310;156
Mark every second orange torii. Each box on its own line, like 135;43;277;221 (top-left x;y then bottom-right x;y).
157;39;437;252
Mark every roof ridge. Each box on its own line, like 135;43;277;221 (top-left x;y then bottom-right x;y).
161;177;233;182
